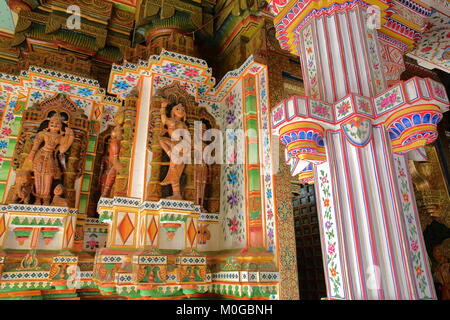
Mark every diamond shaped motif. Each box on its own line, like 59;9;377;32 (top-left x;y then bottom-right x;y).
187;219;197;246
147;216;158;244
0;215;5;238
118;214;134;244
65;220;74;246
94;106;101;119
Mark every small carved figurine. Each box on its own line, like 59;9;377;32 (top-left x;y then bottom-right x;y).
51;184;68;206
101;113;124;198
197;224;211;245
159;99;188;200
6;170;32;204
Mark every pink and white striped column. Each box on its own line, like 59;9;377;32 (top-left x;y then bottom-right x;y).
269;0;449;299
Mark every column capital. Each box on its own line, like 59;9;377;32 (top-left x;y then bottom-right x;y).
272;77;449;171
268;0;431;55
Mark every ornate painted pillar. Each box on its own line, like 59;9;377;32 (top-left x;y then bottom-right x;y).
269;0;449;299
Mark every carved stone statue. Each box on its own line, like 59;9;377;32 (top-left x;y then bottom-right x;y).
51;184;68;206
159;99;188;200
101;113;124;198
23;113;74;205
6;170;33;204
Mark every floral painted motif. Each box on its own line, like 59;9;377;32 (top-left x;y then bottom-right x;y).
317;165;344;299
365;24;385;93
303;24;320;99
374;85;404;114
258;71;276;253
220;81;245;247
409;11;450;74
310;100;332;121
394;154;434;299
341;117;372;147
184;68;199;77
335;98;353;121
0;92;20;170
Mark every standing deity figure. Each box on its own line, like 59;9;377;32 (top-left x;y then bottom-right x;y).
159;99;188;200
23;113;74;205
101;113;124;198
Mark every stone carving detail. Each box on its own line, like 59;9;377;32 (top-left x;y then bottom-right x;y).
159;99;188;200
10;93;89;207
147;82;220;212
22;113;74;205
6;170;33;204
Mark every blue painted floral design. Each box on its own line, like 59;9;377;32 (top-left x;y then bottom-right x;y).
114;81;129;90
227;171;237;185
78;88;93;96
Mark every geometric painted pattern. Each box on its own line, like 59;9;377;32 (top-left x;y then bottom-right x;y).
187;219;197;247
180;257;206;265
147;216;158;244
65;221;74;246
0;215;5;238
117;213;134;244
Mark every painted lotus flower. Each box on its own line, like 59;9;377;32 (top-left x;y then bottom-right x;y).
2;128;11;135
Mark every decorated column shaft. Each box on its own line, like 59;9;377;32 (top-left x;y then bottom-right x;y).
270;0;449;299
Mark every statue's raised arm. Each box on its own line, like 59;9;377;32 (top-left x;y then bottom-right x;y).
59;126;74;153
